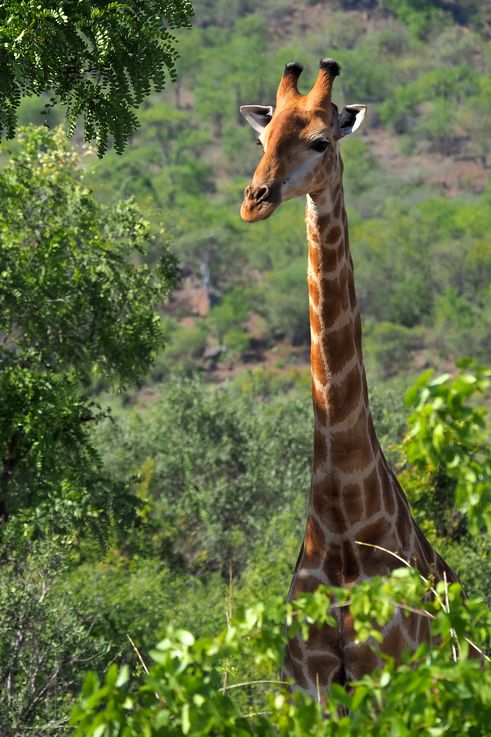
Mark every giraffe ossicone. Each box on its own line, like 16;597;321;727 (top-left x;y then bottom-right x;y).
240;58;460;699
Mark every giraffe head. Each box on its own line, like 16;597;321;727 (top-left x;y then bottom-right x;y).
240;59;366;222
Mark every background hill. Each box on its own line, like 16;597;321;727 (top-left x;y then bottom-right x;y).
78;0;491;388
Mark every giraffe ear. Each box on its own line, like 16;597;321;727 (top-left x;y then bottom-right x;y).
240;105;274;133
337;104;367;138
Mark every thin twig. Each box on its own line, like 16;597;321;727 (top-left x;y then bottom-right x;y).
355;541;488;661
127;635;163;702
443;570;459;663
223;560;233;695
355;541;440;599
464;637;490;661
126;634;149;675
219;679;284;693
226;559;233;630
387;600;434;619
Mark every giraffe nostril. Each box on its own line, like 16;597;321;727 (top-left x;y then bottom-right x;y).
255;185;270;202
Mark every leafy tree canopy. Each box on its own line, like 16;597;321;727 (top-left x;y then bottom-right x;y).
0;126;178;538
0;0;194;155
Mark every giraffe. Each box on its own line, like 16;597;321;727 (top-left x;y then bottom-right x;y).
239;58;460;698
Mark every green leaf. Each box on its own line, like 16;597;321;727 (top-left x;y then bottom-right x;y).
181;703;191;735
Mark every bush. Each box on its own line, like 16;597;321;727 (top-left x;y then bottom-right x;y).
164;324;209;362
366;321;425;379
209;289;251;342
224;328;251;356
402;360;491;537
71;568;491;736
434;288;491;362
262;259;310;345
96;374;312;575
0;127;177;539
0;545;108;737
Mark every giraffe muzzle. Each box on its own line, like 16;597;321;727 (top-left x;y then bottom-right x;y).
241;182;281;222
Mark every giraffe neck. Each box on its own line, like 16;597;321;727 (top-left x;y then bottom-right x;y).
305;177;383;543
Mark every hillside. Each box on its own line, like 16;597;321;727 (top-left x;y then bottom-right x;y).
65;0;491;391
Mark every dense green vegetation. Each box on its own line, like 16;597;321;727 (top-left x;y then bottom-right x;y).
0;0;490;735
0;0;194;154
0;127;178;537
71;570;491;736
76;0;491;381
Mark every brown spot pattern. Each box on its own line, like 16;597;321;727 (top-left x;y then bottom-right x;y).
305;516;326;566
318;214;331;232
342;540;360;582
308;237;321;263
343;484;364;523
309;303;322;336
308;655;338;686
328;365;362;426
284;653;308;688
311;346;328;385
309;276;320;307
326;225;342;244
382;626;404;661
313;494;347;534
313;427;327;470
320;244;338;273
364;468;382;518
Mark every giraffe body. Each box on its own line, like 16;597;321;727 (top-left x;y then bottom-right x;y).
240;58;458;697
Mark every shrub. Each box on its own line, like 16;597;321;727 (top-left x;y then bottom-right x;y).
365;321;425;379
71;568;491;736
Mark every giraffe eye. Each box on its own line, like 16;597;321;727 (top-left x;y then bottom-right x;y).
311;139;329;152
256;138;263;146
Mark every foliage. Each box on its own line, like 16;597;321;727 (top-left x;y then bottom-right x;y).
0;0;194;155
224;327;251;356
65;554;227;665
0;544;108;737
379;63;482;156
209;289;251;342
0;542;227;737
403;359;491;536
351;191;491;368
440;534;491;607
434;288;491;361
365;321;424;379
382;0;449;39
260;258;310;345
97;373;312;574
163;323;209;365
0;127;178;538
71;567;491;736
458;76;491;166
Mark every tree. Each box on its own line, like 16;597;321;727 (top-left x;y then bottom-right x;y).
0;0;194;155
0;126;179;538
459;77;491;167
97;373;312;575
402;360;491;538
382;0;449;39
